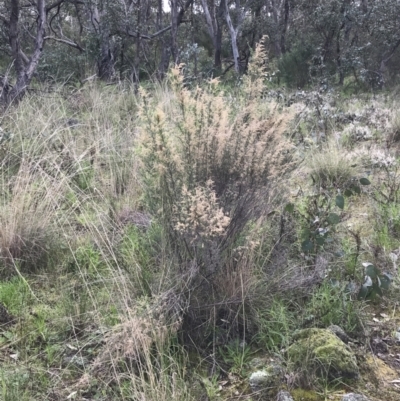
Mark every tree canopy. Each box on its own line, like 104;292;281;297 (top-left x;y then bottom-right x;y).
1;0;400;103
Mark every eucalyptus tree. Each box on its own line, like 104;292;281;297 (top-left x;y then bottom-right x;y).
0;0;84;104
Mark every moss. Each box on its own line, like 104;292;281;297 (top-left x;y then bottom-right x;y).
291;388;321;401
287;328;359;379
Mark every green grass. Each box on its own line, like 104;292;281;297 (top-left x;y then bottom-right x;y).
0;68;399;401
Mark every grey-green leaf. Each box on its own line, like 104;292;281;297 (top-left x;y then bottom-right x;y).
379;274;391;291
285;203;294;213
360;178;371;185
358;284;370;300
301;240;314;253
366;264;378;279
335;195;345;210
328;213;340;225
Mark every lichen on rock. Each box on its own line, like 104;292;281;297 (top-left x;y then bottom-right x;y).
287;328;359;380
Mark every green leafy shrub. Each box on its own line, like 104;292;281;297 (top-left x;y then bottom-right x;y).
71;244;107;276
278;44;314;88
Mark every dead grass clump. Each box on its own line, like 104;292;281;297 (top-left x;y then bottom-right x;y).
308;141;358;188
0;161;66;274
76;293;191;400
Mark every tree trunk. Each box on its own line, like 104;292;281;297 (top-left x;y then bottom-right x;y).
170;0;179;63
361;0;368;14
200;0;224;71
269;0;281;57
98;26;115;81
223;0;240;73
8;0;46;104
336;25;345;86
0;75;10;105
280;0;290;54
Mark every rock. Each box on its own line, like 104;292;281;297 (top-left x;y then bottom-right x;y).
63;355;88;368
328;325;350;343
371;337;388;353
66;118;80;128
276;390;294;401
287;328;359;380
248;356;267;369
249;370;271;388
341;393;370;401
248;362;283;389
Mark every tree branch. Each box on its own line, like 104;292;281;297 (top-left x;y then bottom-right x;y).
122;0;193;41
44;35;84;51
46;0;84;13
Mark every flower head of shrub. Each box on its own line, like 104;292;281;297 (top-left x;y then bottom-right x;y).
173;180;230;244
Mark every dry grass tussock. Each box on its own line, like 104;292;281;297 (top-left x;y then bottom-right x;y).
72;292;192;401
90;294;182;377
307;139;360;188
0;86;192;398
0;83;143;279
0;159;67;274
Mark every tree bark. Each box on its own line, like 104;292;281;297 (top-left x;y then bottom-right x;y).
269;0;281;57
170;0;179;63
157;0;194;76
223;0;241;73
200;0;224;71
8;0;46;104
98;25;115;80
280;0;290;54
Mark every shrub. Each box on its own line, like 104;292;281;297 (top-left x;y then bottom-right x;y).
138;43;293;263
278;44;314;88
137;42;295;344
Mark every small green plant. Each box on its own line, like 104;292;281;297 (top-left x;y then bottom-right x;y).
218;339;254;377
255;299;295;350
72;244;106;276
0;277;31;315
357;262;392;300
72;160;94;191
118;224;155;296
199;374;221;400
304;282;363;333
0;369;30;401
286;176;370;255
44;343;62;366
371;157;400;205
